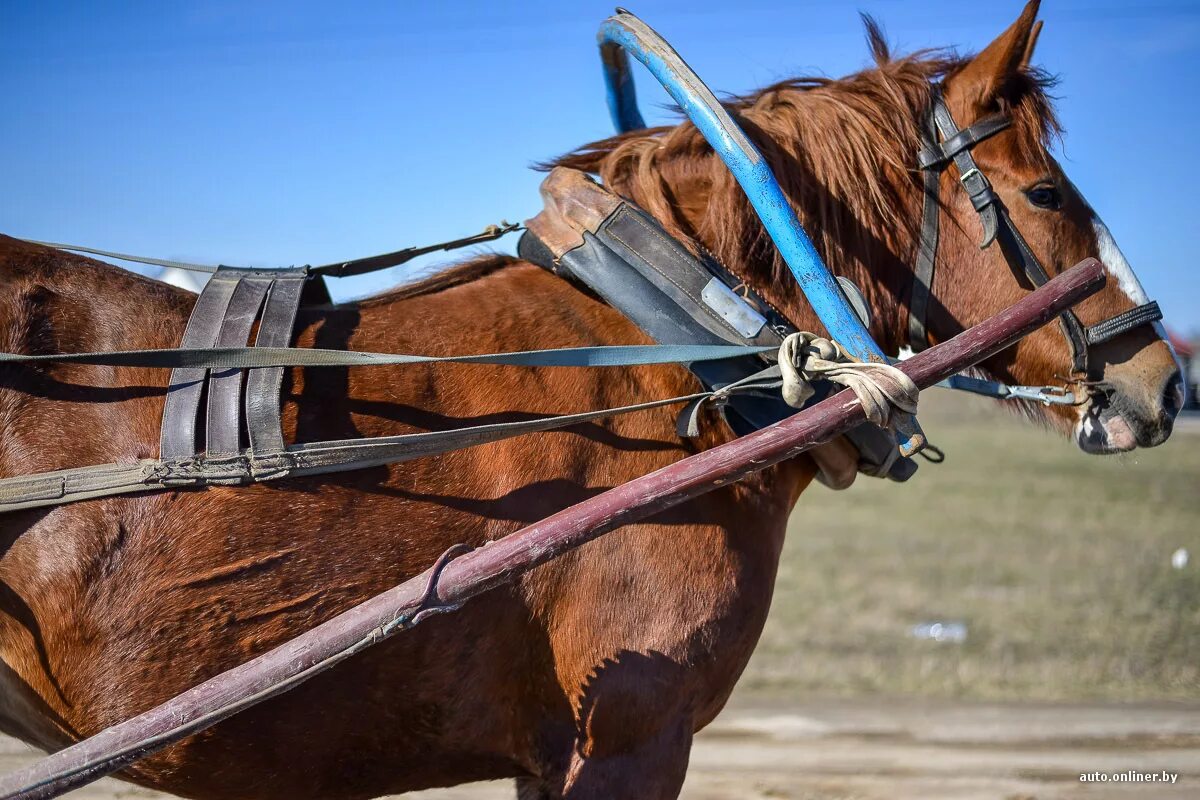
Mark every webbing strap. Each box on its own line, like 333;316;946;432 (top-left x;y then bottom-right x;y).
0;386;751;514
0;343;774;371
0;317;783;513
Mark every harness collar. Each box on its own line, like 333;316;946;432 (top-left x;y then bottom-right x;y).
909;86;1161;377
519;167;918;482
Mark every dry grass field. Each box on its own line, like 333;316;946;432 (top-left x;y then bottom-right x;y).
743;390;1200;702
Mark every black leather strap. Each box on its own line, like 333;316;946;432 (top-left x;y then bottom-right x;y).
909;110;942;352
929;95;1004;248
1086;300;1162;346
160;271;243;460
910;90;1163;376
916;114;1011;171
246;272;308;454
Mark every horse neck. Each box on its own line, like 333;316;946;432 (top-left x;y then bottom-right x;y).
604;99;927;356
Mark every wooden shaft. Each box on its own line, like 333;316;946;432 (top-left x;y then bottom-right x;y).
0;258;1106;800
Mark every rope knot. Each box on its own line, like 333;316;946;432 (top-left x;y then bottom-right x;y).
778;332;919;430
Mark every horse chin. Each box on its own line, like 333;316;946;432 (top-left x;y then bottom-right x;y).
1074;398;1139;454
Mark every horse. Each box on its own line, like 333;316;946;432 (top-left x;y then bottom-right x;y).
0;2;1181;798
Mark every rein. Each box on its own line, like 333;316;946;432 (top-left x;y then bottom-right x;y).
23;221;522;279
909;87;1162;384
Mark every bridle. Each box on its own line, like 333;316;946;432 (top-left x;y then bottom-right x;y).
907;86;1162;379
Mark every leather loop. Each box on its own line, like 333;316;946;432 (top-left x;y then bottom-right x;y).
205;277;271;458
246;273;307;454
160;272;242;460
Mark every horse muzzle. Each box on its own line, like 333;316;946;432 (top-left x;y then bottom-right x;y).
1076;367;1183;453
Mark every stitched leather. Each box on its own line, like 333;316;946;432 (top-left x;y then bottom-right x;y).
1086;300;1162;345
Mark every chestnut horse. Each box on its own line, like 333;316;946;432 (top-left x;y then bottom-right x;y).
0;3;1181;798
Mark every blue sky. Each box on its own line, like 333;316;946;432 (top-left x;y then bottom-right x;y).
3;1;1198;334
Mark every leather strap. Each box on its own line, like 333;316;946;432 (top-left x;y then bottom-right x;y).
23;223;521;280
159;272;242;460
205;275;271;458
909;88;1161;375
916;114;1011;170
908;110;943;352
246;272;307;454
929;94;1005;249
0;384;756;514
1086;300;1162;346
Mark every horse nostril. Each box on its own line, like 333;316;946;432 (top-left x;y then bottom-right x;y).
1162;370;1184;421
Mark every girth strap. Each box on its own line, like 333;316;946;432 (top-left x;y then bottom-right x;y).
161;267;310;464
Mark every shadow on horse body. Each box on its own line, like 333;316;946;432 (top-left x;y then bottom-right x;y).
0;3;1182;798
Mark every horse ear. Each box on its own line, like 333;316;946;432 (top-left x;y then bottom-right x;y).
952;0;1041;109
1020;19;1043;70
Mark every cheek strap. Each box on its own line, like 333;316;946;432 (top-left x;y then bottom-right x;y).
910;87;1163;376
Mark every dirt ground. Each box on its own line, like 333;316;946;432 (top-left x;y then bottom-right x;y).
3;698;1197;800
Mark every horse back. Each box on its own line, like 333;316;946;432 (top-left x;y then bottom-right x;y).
0;246;808;796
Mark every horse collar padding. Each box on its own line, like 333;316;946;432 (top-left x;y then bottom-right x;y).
519;167;917;482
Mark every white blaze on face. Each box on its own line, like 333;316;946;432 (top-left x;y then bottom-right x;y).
1090;216;1150;304
1089;214;1176;359
1072;180;1176;361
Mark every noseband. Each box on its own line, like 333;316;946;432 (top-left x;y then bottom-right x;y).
908;87;1162;377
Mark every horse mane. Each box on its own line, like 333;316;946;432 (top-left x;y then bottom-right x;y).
544;18;1060;331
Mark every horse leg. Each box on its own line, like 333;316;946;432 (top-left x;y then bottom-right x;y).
559;714;693;799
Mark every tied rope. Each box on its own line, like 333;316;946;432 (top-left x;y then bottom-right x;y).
777;332;919;429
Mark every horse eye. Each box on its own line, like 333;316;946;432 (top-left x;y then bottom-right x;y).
1025;184;1063;210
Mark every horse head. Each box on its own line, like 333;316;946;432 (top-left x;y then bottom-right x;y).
916;0;1181;452
554;0;1180;456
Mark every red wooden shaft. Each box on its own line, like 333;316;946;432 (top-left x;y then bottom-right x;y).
0;259;1106;800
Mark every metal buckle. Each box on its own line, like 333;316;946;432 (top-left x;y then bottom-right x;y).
1002;385;1076;406
959;167;982;186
